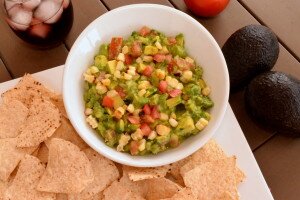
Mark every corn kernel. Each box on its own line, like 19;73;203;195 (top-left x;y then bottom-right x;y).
160;113;169;121
181;70;193;83
155;69;166;80
168;78;179;88
122;46;129;54
127;104;135;113
200;118;209;126
131;129;143;140
101;79;111;86
148;131;157;140
170;112;176;119
84;73;95;83
160;46;169;54
116;61;125;71
138;139;146;151
176;83;184;90
114;107;125;119
117;134;131;152
86;115;98;128
85;108;93;116
127;66;136;76
138;81;150;90
169;118;178;127
195;118;209;131
96;83;107;94
104;74;112;79
86;68;92;75
156;125;171;136
166;76;172;82
114;70;121;78
143;55;153;62
202;86;211;96
123;73;133;80
155;41;163;49
106;90;118;97
138;89;147;96
89;66;99;74
117;53;125;62
185;57;194;64
136;57;142;64
133;109;141;116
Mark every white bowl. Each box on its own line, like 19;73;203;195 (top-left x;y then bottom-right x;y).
63;4;229;167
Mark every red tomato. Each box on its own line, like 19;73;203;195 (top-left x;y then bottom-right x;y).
151;106;160;119
130;141;140;155
158;81;168;93
142;66;153;77
140;123;152;136
108;37;123;60
168;37;177;45
169;89;182;98
102;96;114;108
139;26;151;36
142;115;155;123
143;104;151;115
128;116;140;124
184;0;229;17
131;41;142;57
115;86;126;99
167;63;174;74
174;57;193;70
165;54;173;63
153;54;166;63
124;54;133;65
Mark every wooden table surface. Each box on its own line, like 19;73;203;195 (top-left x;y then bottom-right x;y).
0;0;299;199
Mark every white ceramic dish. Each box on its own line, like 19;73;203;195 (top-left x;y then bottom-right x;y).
63;4;229;167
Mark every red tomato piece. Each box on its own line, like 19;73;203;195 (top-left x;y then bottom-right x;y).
165;54;172;63
143;104;151;115
108;37;123;60
142;66;153;77
153;54;166;63
131;41;142;57
142;115;155;124
115;86;126;99
151;106;160;119
139;26;151;36
128;116;140;125
167;63;174;74
158;81;168;93
140;123;152;136
130;141;140;155
175;57;193;70
184;0;229;17
124;54;133;65
102;96;114;108
169;89;182;98
168;37;177;45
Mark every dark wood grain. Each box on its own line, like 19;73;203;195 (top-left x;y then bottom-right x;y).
0;58;11;83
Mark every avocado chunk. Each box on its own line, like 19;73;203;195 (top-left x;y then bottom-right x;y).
166;96;182;108
222;25;279;91
176;114;195;136
245;71;300;135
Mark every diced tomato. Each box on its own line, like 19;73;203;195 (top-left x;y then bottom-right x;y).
175;57;193;70
143;104;151;115
158;81;168;93
165;54;172;63
125;54;133;65
131;41;142;57
140;123;152;136
142;115;155;123
153;54;166;63
128;116;140;124
102;96;114;108
142;66;153;77
169;89;182;98
168;37;177;45
115;86;126;99
167;63;174;74
108;37;123;60
130;141;140;155
151;106;160;119
139;26;151;37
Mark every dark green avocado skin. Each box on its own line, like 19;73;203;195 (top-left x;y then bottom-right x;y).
245;71;300;135
222;24;279;91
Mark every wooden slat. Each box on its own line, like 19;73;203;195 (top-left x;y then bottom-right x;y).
64;0;108;49
0;58;11;83
239;0;300;61
171;0;300;150
0;10;68;78
254;135;300;200
101;0;173;9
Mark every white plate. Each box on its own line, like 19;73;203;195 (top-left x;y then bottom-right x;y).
0;66;274;200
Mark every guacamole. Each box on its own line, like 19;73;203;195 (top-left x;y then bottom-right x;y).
83;26;214;155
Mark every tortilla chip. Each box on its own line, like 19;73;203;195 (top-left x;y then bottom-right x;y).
45;117;88;150
0;100;28;139
50;95;68;118
169;158;190;186
0;138;36;181
182;156;239;200
123;164;171;181
160;188;196;200
37;138;94;194
16;98;62;147
68;148;119;200
91;192;104;200
235;167;246;184
0;180;8;200
145;178;182;200
4;155;56;200
36;143;49;164
56;193;68;200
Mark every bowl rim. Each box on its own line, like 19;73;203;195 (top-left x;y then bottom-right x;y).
63;3;229;167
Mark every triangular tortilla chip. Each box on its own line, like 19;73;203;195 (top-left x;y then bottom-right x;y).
169;157;190;186
160;188;196;200
37;138;94;194
0;100;28;139
68;148;119;200
182;156;239;200
16;98;62;147
0;138;36;181
50;95;68;118
4;155;56;200
123;164;171;181
45;117;88;150
36;143;49;164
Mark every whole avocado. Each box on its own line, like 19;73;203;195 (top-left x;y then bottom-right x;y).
245;71;300;135
222;24;279;91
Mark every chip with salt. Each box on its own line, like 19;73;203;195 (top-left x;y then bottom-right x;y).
68;148;119;200
0;138;36;181
0;100;28;139
123;164;171;182
16;98;62;148
45;117;88;150
159;188;196;200
4;155;56;200
183;156;239;200
37;138;94;194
